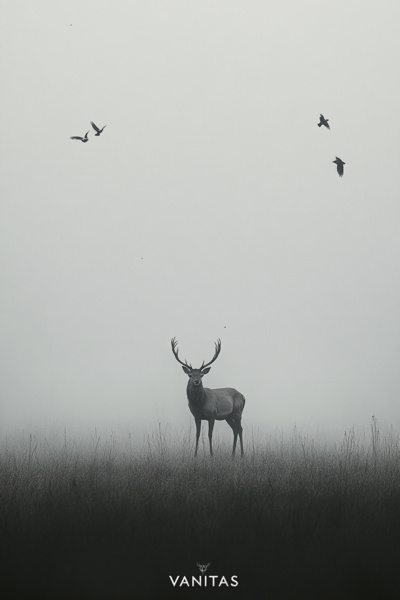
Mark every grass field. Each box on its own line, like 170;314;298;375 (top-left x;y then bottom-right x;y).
1;421;400;599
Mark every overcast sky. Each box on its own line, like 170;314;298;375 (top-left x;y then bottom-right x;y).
1;1;400;445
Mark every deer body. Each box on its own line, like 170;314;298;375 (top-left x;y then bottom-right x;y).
187;383;244;420
172;338;245;456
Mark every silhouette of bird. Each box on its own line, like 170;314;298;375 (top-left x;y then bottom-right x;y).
70;131;89;142
333;157;345;177
318;114;330;129
90;121;107;136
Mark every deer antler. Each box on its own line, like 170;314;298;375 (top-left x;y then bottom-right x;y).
197;562;210;573
171;338;192;369
200;339;221;370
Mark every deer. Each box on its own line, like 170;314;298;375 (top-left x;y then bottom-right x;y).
171;338;245;457
197;563;210;574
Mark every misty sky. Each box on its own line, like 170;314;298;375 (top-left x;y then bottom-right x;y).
1;1;400;444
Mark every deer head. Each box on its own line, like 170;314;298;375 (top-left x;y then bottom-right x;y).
171;338;221;387
197;563;210;574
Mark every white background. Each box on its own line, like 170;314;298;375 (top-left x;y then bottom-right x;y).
1;1;400;444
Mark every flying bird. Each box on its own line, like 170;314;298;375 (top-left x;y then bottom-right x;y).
318;114;330;129
90;121;107;136
333;156;345;177
70;131;89;142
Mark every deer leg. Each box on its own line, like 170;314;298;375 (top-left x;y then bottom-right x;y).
232;430;238;456
194;417;201;456
208;418;215;456
238;422;244;457
226;417;238;456
231;416;244;457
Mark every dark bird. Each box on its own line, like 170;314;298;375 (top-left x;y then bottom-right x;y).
90;121;107;136
333;156;345;177
70;131;89;142
318;114;330;129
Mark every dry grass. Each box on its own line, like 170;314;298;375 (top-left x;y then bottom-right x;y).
1;421;400;599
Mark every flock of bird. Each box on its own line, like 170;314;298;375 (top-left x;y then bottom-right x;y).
70;121;107;142
71;115;345;177
318;113;345;177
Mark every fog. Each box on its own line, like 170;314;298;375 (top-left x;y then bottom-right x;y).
1;1;400;446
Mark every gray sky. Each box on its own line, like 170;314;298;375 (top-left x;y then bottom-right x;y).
1;1;400;443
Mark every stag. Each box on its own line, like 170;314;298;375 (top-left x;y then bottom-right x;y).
197;563;210;574
171;338;245;457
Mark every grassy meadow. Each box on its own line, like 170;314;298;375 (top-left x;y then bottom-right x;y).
1;421;400;599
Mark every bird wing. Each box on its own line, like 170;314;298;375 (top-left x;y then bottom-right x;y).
70;136;83;140
90;121;100;133
84;131;90;137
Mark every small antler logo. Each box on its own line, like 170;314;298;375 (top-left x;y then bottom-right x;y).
197;562;210;574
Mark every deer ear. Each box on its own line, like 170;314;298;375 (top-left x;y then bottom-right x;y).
182;365;191;375
202;367;211;374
